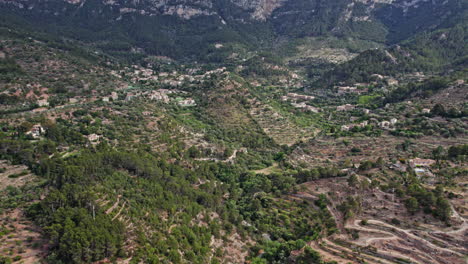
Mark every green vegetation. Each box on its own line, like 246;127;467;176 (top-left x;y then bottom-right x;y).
0;82;337;263
317;24;467;87
0;57;23;81
0;1;466;263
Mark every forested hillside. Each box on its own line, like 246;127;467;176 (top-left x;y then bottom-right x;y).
316;22;467;87
0;0;467;263
0;0;465;61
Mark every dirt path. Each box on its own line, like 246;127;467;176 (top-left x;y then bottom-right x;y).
367;219;464;257
341;218;466;264
112;201;127;221
105;197;120;214
309;241;361;264
446;204;467;234
0;209;47;264
195;149;238;163
253;162;279;175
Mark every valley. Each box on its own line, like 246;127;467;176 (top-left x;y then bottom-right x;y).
0;0;467;263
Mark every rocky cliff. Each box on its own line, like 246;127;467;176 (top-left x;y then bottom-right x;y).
0;0;463;59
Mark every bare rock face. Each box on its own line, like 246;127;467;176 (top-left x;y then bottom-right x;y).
64;0;82;4
230;0;286;20
162;4;216;19
0;0;453;22
0;0;457;48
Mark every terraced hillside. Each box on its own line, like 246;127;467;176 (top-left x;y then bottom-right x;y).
249;99;318;146
0;161;46;264
296;177;467;264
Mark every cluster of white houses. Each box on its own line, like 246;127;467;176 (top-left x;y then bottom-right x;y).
341;118;398;131
116;65;228;88
390;158;436;178
281;93;320;112
24;124;103;145
378;118;398;129
341;121;368;131
291;102;320;113
336;104;355;111
335;85;368;95
281;93;315;101
115;88;196;106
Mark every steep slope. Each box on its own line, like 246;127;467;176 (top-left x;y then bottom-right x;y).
316;22;467;87
0;0;464;60
0;28;334;263
0;1;467;264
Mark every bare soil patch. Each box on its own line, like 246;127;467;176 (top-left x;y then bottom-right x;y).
297;176;467;264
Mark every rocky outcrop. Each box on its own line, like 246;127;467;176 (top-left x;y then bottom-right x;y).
230;0;286;20
0;0;453;22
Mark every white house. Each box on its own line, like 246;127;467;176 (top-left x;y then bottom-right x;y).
26;124;45;139
37;99;49;107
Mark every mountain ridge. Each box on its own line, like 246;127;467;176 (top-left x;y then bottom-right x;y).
1;0;463;60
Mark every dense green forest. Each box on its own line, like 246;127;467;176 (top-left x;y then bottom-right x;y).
316;23;467;87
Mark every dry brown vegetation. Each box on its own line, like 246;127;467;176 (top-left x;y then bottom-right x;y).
0;209;47;264
290;135;468;168
293;175;467;264
0;161;47;263
249;100;318;146
0;161;34;190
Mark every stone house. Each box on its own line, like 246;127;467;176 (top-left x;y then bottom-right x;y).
26;124;45;139
37;99;49;107
337;104;355;111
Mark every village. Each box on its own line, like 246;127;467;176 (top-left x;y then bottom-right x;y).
0;30;466;264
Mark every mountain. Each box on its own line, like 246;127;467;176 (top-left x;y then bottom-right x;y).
316;21;468;87
1;0;465;60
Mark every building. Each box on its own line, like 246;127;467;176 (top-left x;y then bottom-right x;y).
337;104;355;111
292;102;320;113
337;86;356;94
178;98;196;106
390;118;398;125
148;90;170;103
86;134;102;145
387;78;399;86
111;92;119;101
341;121;368;131
37;99;49;107
378;121;390;129
422;108;431;114
102;97;110;102
26;124;45;139
409;158;436;168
